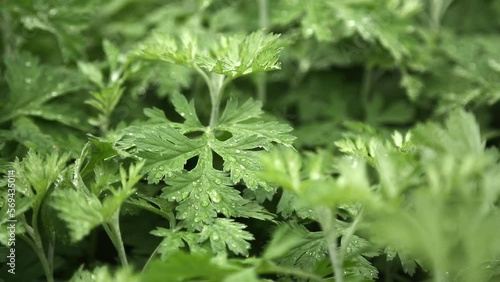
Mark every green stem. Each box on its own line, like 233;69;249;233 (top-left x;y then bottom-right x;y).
315;206;343;282
429;0;454;30
20;232;51;279
1;0;13;58
47;233;55;274
262;262;324;282
142;243;161;272
256;0;269;103
258;0;269;30
361;66;373;121
208;74;226;127
27;229;54;282
193;65;227;127
103;211;129;267
339;208;364;262
30;204;54;282
256;74;267;103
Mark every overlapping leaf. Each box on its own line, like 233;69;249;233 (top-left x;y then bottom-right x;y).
137;30;283;78
118;93;292;254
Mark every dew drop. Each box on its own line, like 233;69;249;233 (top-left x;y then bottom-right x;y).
25;78;32;84
158;165;165;171
235;149;241;154
154;172;162;179
201;201;209;207
211;233;220;241
194;217;201;223
214;178;222;185
209;190;221;203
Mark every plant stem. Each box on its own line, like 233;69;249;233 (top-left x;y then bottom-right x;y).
103;211;129;267
47;234;55;274
32;231;55;282
429;0;454;30
315;206;343;282
142;243;161;272
208;73;226;127
361;66;373;121
256;0;269;103
30;203;55;282
1;0;13;58
263;262;324;282
20;233;54;282
339;208;364;262
193;66;227;127
258;0;269;30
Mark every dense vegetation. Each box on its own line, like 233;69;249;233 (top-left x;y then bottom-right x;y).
1;0;500;281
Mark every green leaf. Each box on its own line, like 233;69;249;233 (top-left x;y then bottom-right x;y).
118;93;293;255
13;150;69;198
103;40;121;72
50;189;103;242
137;30;283;78
78;61;104;87
150;228;201;260
120;122;204;184
142;252;240;282
170;93;205;131
1;52;87;125
70;266;140;282
412;109;483;157
17;0;99;61
51;162;142;242
262;225;304;260
275;225;328;274
199;218;254;256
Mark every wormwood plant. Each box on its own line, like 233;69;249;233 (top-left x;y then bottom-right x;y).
1;0;500;282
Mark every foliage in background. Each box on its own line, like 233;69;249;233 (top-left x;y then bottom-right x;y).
1;0;500;281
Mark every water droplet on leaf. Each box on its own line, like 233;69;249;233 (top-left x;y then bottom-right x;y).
209;190;221;203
